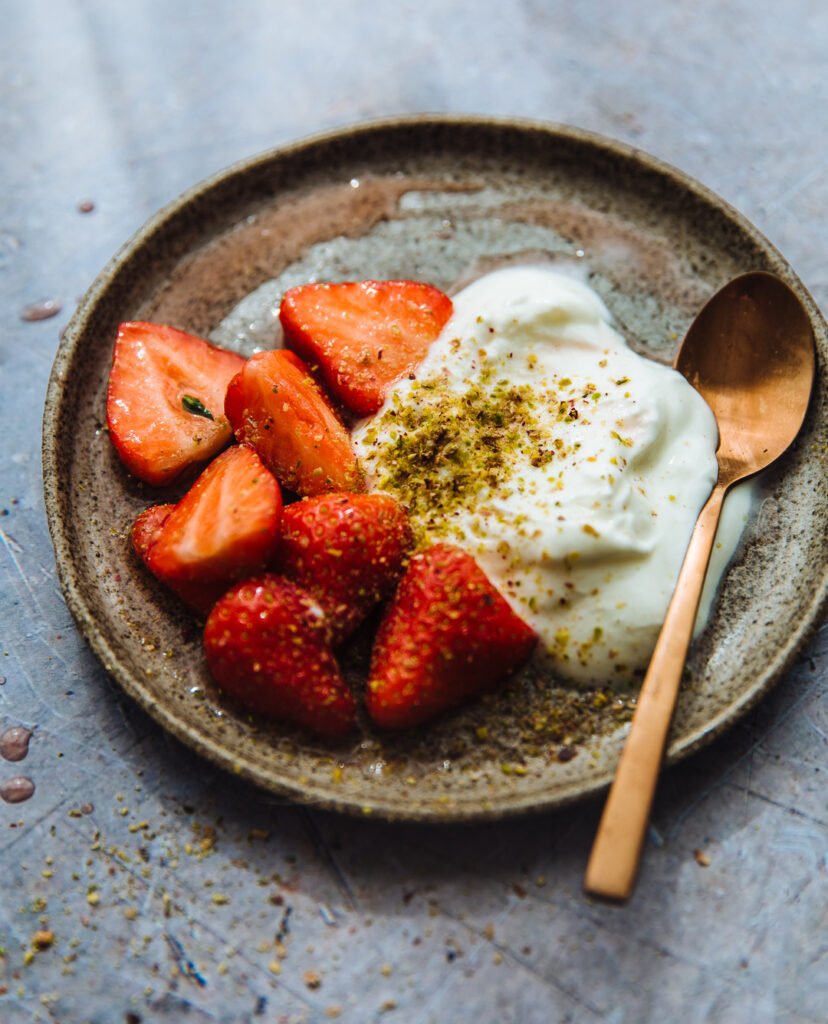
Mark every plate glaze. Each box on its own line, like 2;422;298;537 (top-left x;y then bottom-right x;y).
42;116;828;822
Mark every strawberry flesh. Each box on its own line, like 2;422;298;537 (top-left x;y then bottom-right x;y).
279;280;453;416
204;574;356;739
366;543;538;729
142;443;282;585
225;349;362;496
107;321;246;485
131;504;229;616
272;492;413;645
131;503;173;562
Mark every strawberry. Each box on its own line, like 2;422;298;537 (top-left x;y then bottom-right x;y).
141;443;282;589
279;280;453;416
107;321;246;485
132;502;174;561
272;493;413;645
365;544;538;729
131;504;228;616
204;575;356;739
224;349;362;497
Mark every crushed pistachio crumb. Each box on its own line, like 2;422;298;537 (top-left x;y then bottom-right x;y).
358;374;579;538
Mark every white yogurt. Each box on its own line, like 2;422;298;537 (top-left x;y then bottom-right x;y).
353;266;741;686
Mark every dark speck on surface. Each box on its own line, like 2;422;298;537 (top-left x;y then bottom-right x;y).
78;199;95;213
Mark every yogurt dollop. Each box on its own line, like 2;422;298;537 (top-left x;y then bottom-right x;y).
352;266;722;686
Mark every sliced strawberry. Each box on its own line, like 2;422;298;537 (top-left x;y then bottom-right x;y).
131;504;228;616
204;575;356;739
132;503;174;561
272;493;413;645
279;280;453;416
143;443;282;586
366;544;538;729
107;321;246;485
225;349;362;496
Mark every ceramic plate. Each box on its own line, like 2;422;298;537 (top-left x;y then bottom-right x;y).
42;116;828;822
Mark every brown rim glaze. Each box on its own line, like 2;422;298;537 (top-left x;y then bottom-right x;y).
42;116;828;822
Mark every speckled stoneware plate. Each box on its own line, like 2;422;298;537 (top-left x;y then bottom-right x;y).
43;116;828;822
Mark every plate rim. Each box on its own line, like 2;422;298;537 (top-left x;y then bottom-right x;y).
42;114;828;822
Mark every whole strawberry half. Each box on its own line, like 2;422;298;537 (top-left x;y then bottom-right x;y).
272;492;413;645
279;280;453;416
204;575;356;739
140;443;282;588
366;544;538;729
225;349;362;496
131;503;230;616
107;321;246;485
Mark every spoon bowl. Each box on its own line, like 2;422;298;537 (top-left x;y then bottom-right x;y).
584;271;815;902
677;272;816;483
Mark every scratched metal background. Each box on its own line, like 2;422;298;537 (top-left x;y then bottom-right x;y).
2;2;827;1022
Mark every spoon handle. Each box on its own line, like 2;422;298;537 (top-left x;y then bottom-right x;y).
583;480;727;901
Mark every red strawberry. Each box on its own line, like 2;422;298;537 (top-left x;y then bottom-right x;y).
272;493;413;645
225;349;362;496
131;504;228;616
107;321;246;485
132;502;174;560
204;575;356;739
279;280;453;416
142;443;282;587
366;544;538;729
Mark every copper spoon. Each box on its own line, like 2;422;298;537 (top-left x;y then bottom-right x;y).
584;272;815;902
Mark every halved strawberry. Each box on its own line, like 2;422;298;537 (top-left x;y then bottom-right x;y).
366;544;538;729
142;443;282;587
132;503;174;561
272;493;413;645
279;280;453;416
107;321;246;485
224;349;362;496
204;575;356;739
131;504;229;616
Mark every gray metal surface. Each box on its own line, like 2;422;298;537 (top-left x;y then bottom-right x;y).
1;2;826;1022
